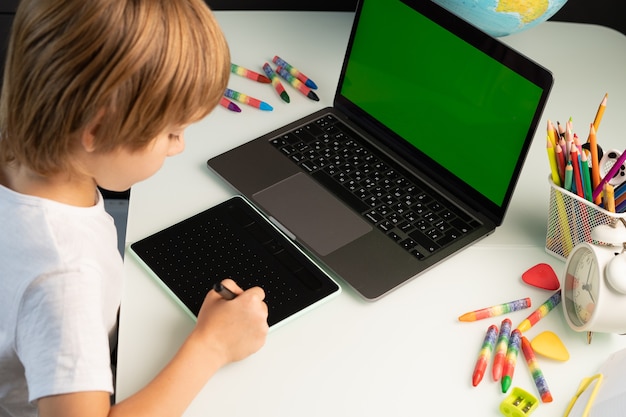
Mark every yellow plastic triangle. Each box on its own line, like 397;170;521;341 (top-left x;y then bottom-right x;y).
531;331;570;361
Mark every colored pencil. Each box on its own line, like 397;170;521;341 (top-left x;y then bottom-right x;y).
581;151;593;201
555;142;566;182
472;325;497;387
275;66;319;101
547;119;557;147
587;123;602;204
219;97;241;113
262;63;290;103
564;161;573;192
521;336;553;403
604;183;616;212
224;88;273;111
593;93;608;131
230;63;271;83
272;55;318;89
547;137;561;186
570;147;584;198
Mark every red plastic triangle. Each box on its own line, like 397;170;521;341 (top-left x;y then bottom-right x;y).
522;263;560;291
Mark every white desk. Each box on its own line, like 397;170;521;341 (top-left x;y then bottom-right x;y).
116;11;626;417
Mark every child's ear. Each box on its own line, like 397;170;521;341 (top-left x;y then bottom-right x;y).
81;110;105;152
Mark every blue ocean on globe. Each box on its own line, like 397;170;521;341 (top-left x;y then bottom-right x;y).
431;0;569;37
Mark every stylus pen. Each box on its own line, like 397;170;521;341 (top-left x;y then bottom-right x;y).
213;282;237;300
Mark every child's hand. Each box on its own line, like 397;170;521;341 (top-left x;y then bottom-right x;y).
192;279;269;366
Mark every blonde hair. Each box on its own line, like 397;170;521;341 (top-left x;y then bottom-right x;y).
0;0;230;175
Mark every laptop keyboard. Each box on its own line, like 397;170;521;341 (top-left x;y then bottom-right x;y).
269;114;480;260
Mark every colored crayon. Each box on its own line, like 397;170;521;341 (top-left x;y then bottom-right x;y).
219;97;241;113
275;66;319;101
521;336;553;403
592;149;626;201
516;291;561;333
262;63;290;103
492;318;512;381
458;297;531;322
501;329;522;393
272;55;318;89
472;325;497;387
230;63;271;83
224;88;273;111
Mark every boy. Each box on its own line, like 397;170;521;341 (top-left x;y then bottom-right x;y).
0;0;269;416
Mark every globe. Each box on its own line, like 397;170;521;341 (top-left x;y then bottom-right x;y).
431;0;569;37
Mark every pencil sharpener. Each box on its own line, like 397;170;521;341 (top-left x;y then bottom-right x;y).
500;387;539;417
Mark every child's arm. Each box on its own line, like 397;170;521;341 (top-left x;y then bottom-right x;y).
38;279;269;417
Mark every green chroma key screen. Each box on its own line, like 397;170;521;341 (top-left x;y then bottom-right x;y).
340;0;544;207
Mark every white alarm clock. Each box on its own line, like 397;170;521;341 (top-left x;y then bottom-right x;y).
563;219;626;340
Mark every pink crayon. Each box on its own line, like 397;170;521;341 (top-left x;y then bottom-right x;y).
492;318;511;381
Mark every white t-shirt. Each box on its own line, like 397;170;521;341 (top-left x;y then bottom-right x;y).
0;184;124;417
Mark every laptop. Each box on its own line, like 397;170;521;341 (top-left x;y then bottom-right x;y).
208;0;553;300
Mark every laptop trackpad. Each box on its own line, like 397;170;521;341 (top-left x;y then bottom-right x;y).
252;172;372;256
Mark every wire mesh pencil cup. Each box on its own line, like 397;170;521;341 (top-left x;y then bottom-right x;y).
545;175;626;260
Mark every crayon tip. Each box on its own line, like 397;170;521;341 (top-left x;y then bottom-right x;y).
280;92;290;103
458;312;476;322
257;75;271;83
541;392;553;403
501;376;512;393
307;91;320;101
472;371;484;387
305;79;318;89
259;102;273;111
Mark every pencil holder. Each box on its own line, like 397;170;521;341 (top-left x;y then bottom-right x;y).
545;175;626;260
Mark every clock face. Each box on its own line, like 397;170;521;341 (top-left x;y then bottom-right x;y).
564;247;600;327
